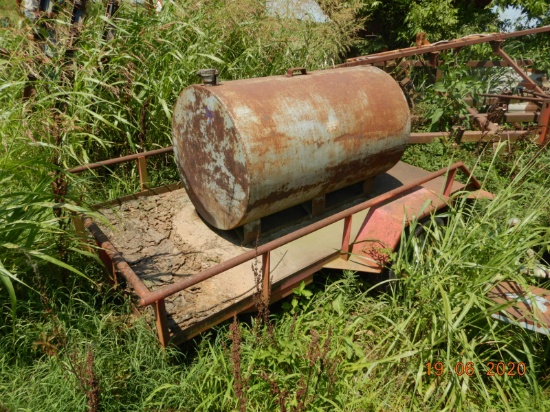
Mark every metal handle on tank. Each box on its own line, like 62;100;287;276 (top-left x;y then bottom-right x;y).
285;67;307;77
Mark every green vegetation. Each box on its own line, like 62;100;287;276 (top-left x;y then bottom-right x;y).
355;0;550;53
1;0;550;410
0;0;19;24
2;160;550;410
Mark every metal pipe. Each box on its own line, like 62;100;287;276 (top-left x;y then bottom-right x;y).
83;216;151;298
537;102;550;145
481;93;549;103
68;147;174;174
409;130;531;144
340;26;550;68
140;162;474;306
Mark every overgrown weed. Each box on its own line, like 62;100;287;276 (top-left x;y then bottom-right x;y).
2;2;550;410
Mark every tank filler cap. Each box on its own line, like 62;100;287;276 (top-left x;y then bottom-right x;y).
196;68;219;86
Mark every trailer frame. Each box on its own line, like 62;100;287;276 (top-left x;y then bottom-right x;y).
71;147;491;346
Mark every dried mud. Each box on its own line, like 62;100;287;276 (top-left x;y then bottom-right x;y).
98;189;250;332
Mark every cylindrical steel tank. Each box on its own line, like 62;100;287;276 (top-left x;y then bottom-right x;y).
172;66;410;230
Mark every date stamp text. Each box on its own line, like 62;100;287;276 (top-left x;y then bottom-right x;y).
425;362;526;376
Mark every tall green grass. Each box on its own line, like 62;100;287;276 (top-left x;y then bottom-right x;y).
2;2;550;410
1;145;549;411
1;0;362;162
0;0;19;23
0;0;363;311
0;155;95;325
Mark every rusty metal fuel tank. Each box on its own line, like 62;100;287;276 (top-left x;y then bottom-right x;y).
172;66;410;230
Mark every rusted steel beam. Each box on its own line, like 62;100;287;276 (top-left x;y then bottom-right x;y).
154;299;170;348
409;130;531;144
83;216;151;298
340;216;353;261
373;59;534;70
491;43;546;95
68;147;174;174
505;112;536;123
481;93;549;103
443;169;457;197
537;102;550;145
139;162;478;306
340;26;550;68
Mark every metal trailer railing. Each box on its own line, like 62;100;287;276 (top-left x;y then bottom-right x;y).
70;147;482;346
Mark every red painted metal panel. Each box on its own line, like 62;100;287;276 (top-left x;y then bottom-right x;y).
489;281;550;335
349;187;446;271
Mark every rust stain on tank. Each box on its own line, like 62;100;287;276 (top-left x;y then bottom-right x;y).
172;66;410;230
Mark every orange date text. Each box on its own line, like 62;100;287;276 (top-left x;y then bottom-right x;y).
425;362;526;376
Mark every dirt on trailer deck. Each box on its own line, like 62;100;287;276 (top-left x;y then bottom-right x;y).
99;189;253;331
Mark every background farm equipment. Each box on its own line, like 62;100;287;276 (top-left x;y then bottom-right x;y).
341;25;550;145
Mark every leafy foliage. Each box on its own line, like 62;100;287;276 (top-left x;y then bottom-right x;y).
0;0;363;309
1;1;550;411
352;0;549;54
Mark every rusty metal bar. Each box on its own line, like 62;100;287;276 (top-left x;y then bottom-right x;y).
98;248;117;286
491;44;545;95
341;216;352;261
83;216;151;298
140;162;476;306
137;156;149;191
373;59;534;70
261;252;271;305
409;130;531;144
154;299;170;348
68;147;174;174
340;26;550;68
443;169;457;197
481;93;549;103
505;112;536;123
537;102;550;145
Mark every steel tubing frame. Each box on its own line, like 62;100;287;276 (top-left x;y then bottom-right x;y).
68;146;173;192
409;130;531;144
67;147;175;172
340;26;550;67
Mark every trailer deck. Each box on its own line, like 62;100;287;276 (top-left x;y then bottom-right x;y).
88;161;474;345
